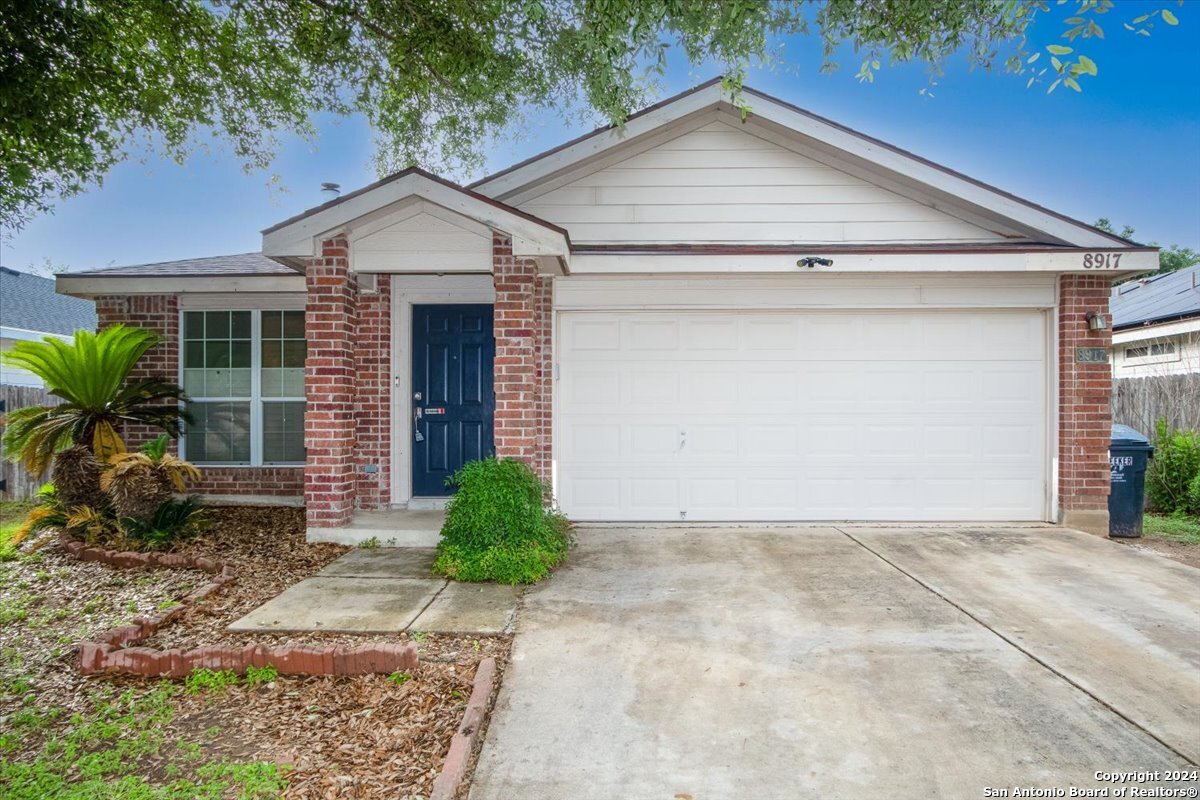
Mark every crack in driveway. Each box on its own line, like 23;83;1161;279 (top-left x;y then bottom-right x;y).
835;525;1197;765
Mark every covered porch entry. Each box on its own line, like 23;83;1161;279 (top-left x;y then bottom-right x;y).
260;169;568;543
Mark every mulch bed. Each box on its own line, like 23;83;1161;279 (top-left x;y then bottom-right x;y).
165;652;510;799
0;534;207;719
145;506;349;649
1;505;512;799
1116;536;1200;569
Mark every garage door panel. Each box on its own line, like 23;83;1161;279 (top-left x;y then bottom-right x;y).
562;414;1039;463
563;369;620;406
566;319;621;351
558;310;1047;521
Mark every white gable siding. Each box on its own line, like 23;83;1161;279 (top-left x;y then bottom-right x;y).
352;207;491;272
519;122;1011;245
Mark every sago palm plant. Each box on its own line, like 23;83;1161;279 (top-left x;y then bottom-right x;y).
102;435;202;522
1;325;191;477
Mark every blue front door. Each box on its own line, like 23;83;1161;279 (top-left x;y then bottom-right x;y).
411;304;495;496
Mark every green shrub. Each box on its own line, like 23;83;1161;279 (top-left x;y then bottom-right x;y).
119;497;209;550
184;668;239;694
244;664;278;686
1189;472;1200;518
1146;419;1200;515
433;457;571;585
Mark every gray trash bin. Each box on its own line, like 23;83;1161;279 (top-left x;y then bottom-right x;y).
1109;425;1155;538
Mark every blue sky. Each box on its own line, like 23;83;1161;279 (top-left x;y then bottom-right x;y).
3;2;1198;274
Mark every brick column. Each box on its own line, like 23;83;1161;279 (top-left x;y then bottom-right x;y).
492;232;545;477
533;274;554;483
354;274;391;509
1058;274;1114;535
304;235;358;529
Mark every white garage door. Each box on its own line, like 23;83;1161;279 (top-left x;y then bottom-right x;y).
557;310;1047;521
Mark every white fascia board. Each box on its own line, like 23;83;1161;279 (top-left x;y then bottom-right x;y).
262;173;570;268
1113;317;1200;343
568;249;1158;275
57;274;305;297
0;326;75;343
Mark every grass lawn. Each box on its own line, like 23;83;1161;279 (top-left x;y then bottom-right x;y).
0;501;35;561
1143;513;1200;545
2;681;288;799
1;504;285;799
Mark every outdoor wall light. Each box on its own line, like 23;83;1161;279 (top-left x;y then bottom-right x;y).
797;257;834;269
1085;311;1109;331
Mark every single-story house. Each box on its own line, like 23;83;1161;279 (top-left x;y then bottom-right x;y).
1;267;98;387
57;80;1156;539
1110;264;1199;379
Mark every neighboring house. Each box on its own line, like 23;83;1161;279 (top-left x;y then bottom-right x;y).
57;80;1157;538
1110;265;1200;379
0;267;98;387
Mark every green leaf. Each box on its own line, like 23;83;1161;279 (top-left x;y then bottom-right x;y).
1047;44;1074;54
1162;9;1179;25
1064;77;1082;92
1027;52;1041;63
1051;56;1064;71
1077;55;1098;75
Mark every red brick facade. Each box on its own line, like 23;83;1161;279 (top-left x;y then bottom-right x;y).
354;274;393;510
532;273;554;484
1058;274;1115;533
490;233;553;484
95;294;304;498
96;247;1114;532
95;295;179;449
303;237;358;528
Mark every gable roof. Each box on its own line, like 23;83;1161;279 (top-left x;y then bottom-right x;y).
0;267;97;335
73;252;295;278
261;167;570;269
470;79;1137;250
1112;265;1200;330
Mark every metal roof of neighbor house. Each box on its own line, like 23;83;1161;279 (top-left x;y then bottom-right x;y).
73;252;296;277
0;267;97;335
1111;264;1200;330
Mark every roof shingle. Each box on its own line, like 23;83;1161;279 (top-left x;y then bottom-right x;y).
74;252;295;277
0;268;97;336
1111;264;1200;330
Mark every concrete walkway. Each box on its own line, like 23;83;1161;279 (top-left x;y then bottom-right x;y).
229;548;520;634
471;526;1200;800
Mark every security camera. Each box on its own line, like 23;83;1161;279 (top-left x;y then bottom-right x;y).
797;257;834;269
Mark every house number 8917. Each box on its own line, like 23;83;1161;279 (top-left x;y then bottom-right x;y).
1082;253;1122;269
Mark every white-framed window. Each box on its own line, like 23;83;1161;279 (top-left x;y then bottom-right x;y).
1124;341;1178;365
180;309;305;466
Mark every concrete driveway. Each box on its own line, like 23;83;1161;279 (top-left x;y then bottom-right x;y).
471;526;1200;800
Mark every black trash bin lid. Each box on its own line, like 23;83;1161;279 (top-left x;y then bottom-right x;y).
1111;424;1153;450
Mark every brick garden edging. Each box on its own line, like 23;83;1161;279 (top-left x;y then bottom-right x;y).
60;534;418;678
430;656;499;800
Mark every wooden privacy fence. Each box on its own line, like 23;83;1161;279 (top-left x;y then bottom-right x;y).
1113;374;1200;436
0;384;59;500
